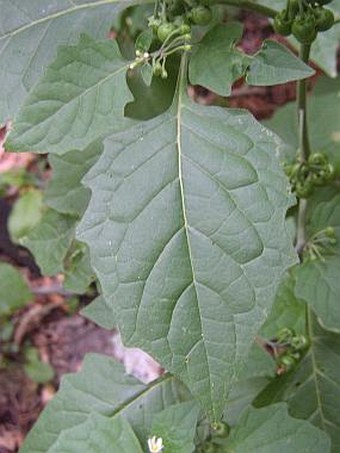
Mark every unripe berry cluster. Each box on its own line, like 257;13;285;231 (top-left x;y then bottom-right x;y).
273;0;335;44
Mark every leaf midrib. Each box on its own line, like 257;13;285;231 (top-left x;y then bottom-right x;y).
175;62;215;417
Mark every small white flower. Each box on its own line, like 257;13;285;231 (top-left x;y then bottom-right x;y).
147;435;164;453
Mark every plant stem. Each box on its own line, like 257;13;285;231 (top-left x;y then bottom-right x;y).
295;198;308;258
297;44;312;162
211;0;278;18
295;43;312;259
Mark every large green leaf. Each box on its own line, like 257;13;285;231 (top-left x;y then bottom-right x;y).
45;142;103;217
77;67;297;419
0;0;130;122
6;34;133;154
254;314;340;452
225;403;330;452
21;353;192;452
0;263;32;316
189;25;314;97
48;414;143;453
264;76;340;174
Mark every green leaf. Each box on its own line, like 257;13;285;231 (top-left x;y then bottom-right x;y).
304;186;340;250
6;34;133;155
291;188;340;332
254;315;340;452
261;272;306;338
24;347;54;384
21;353;192;453
189;25;314;97
136;29;154;52
0;0;129;122
247;40;315;86
295;257;340;333
308;26;340;79
264;76;340;174
125;56;180;120
151;402;199;453
8;188;44;243
45;142;103;217
0;263;32;316
225;403;330;452
20;209;76;275
81;295;116;329
77;76;297;420
189;24;248;97
223;377;270;427
48;414;143;453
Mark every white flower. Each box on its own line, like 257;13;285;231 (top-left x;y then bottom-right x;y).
147;435;164;453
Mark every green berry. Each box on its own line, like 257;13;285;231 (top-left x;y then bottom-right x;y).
308;152;328;166
314;7;335;31
292;14;317;44
179;23;191;34
325;226;335;238
291;335;309;351
157;23;176;42
279;355;296;371
273;10;293;36
295;180;314;198
277;328;295;343
191;6;212;25
212;421;230;438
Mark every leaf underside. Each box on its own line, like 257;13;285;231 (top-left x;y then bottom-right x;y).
78;93;297;420
5;34;133;154
0;0;130;122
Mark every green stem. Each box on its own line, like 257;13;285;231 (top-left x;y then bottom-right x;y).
295;198;308;258
210;0;278;18
295;43;312;260
297;44;312;162
295;43;313;337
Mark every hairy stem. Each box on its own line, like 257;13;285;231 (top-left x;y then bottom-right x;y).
211;0;278;18
295;44;312;259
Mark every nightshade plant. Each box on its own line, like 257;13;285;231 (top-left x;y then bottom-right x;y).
1;0;340;451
